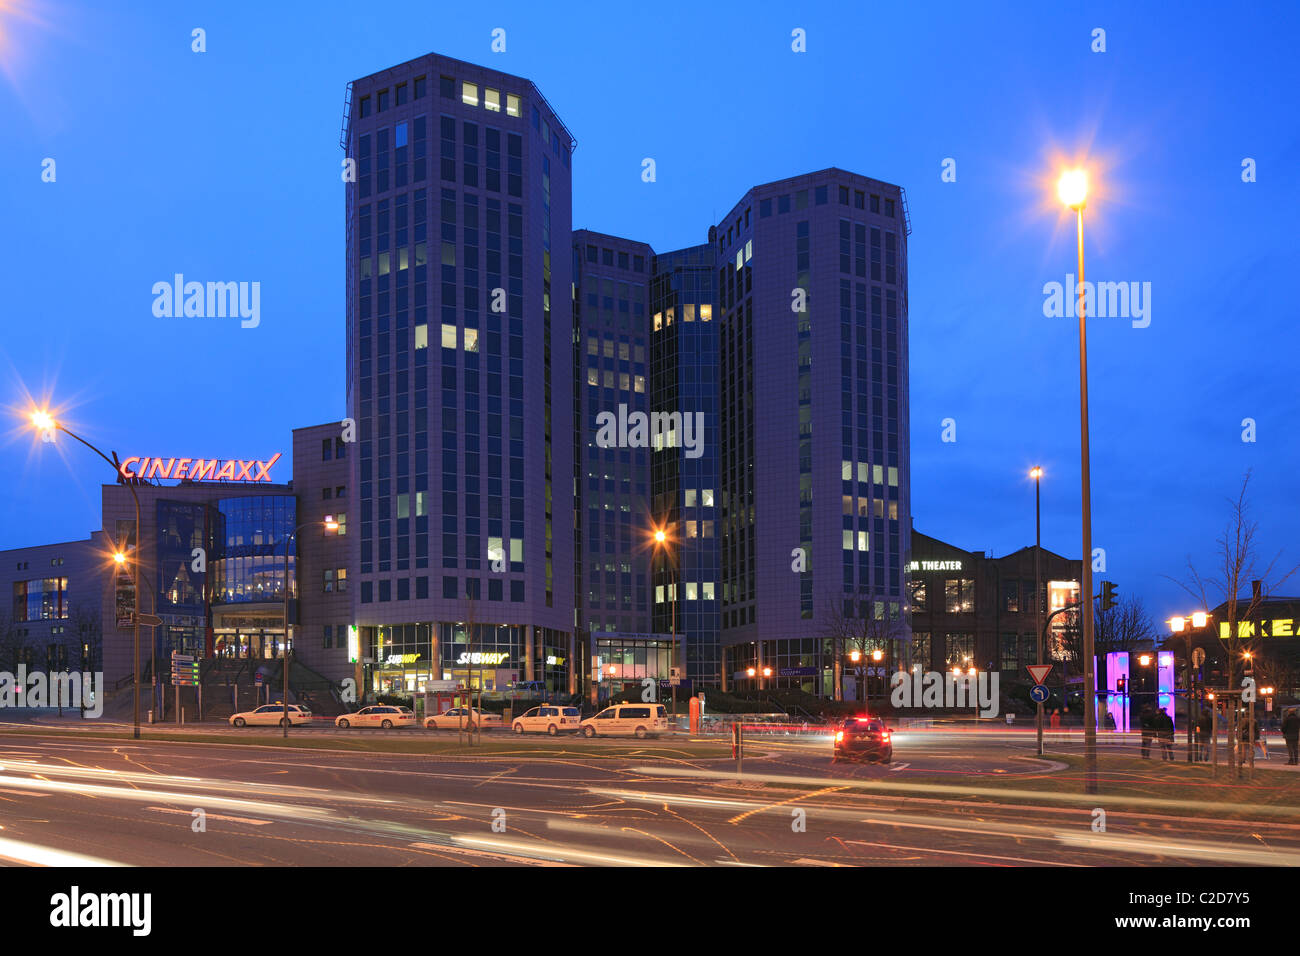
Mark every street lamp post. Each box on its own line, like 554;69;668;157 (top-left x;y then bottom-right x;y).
1171;612;1210;762
1031;466;1044;756
31;411;143;740
652;526;679;719
1058;169;1098;794
280;516;338;738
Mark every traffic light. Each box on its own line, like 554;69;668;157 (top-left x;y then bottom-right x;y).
1100;580;1118;611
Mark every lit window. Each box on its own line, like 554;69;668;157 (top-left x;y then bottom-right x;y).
414;324;428;349
587;337;598;355
685;582;698;601
397;493;410;519
415;492;427;516
509;539;522;563
745;239;752;262
488;536;503;565
684;304;696;322
603;370;614;388
665;307;674;326
873;464;884;484
858;462;869;483
684;489;697;507
378;252;390;275
633;375;645;393
619;373;629;391
655;585;664;604
699;304;712;321
484;88;501;112
464;328;479;352
506;94;520;117
841;460;852;481
442;323;457;349
587;367;599;386
701;489;713;507
702;582;715;600
399;247;409;270
843;530;854;551
461;82;479;106
858;531;869;552
735;249;743;271
888;466;899;487
653;312;662;331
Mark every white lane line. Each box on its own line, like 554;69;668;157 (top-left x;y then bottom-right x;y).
843;838;1077;867
409;841;572;866
888;762;910;772
146;806;273;826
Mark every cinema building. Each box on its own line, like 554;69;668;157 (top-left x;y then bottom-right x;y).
907;530;1082;678
1;423;357;694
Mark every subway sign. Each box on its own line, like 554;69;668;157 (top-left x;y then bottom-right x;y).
119;453;282;483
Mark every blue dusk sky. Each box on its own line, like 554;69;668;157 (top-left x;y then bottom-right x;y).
2;0;1297;620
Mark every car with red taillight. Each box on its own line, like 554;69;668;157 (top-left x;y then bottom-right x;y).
832;716;893;763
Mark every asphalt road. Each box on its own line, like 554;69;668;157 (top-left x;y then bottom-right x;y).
2;728;1299;867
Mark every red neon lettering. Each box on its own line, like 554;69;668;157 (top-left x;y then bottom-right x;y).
137;458;151;476
232;460;255;481
251;453;282;482
119;457;142;479
189;459;217;481
215;460;237;481
173;458;192;478
146;458;173;479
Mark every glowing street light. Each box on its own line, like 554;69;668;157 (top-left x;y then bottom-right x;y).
1056;162;1097;792
1057;169;1088;209
28;407;145;739
1192;611;1208;629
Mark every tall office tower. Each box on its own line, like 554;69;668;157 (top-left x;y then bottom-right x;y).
716;170;912;696
649;244;721;686
343;54;577;697
572;231;655;644
572;232;680;696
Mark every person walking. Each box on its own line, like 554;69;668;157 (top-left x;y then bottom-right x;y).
1253;713;1270;761
1139;706;1153;759
1281;708;1300;765
1157;709;1176;760
1196;708;1213;762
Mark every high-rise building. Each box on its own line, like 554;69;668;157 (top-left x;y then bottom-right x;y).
714;170;912;696
649;243;721;686
343;53;577;695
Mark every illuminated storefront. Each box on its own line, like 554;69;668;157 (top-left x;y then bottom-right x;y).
360;622;573;696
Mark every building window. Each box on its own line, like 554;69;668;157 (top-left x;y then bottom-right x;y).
323;569;335;592
461;82;479;106
484;88;501;112
440;75;455;98
506;94;520;117
322;439;332;460
324;625;333;649
909;578;927;612
414;76;427;99
1000;634;1019;671
1002;580;1019;613
944;579;975;613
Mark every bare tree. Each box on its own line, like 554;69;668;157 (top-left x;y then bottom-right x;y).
0;611;30;673
822;595;908;701
1094;595;1157;655
1174;471;1299;688
68;603;103;672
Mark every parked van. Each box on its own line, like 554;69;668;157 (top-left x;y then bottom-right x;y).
579;703;669;739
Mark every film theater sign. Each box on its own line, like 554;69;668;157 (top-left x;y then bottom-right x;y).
119;453;282;483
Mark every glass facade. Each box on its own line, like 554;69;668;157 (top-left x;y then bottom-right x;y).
210;496;297;604
12;577;69;622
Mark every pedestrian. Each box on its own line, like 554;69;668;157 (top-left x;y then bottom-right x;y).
1139;706;1153;759
1282;709;1300;765
1238;714;1267;764
1156;709;1175;760
1253;713;1270;761
1049;708;1060;730
1196;708;1213;762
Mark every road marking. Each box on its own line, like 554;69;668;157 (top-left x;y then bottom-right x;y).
793;857;848;866
146;806;273;826
0;836;123;867
409;841;572;866
889;762;910;772
843;838;1076;867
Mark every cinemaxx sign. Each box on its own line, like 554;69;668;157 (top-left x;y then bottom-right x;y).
118;453;282;483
